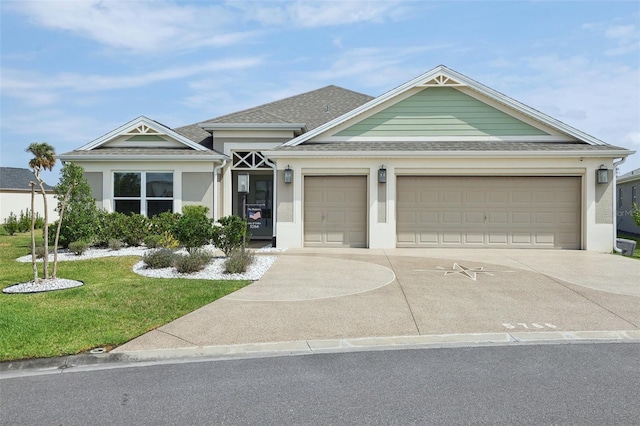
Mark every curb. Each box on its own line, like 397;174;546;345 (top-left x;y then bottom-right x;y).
3;330;640;375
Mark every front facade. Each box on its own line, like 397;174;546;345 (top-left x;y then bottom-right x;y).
60;66;634;251
617;168;640;236
0;167;58;223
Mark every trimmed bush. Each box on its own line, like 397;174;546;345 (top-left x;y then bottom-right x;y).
224;249;255;274
33;244;47;259
211;215;247;257
108;239;123;251
151;211;181;236
122;213;151;246
173;249;212;274
3;212;18;236
144;234;163;248
142;248;175;269
173;206;212;250
68;241;89;256
159;231;180;250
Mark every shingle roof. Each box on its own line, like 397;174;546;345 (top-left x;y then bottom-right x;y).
175;85;374;145
60;147;226;158
0;167;54;190
618;168;640;183
275;141;629;152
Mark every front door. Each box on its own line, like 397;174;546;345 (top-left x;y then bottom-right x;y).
233;171;273;239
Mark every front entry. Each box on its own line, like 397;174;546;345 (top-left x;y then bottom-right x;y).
232;171;273;240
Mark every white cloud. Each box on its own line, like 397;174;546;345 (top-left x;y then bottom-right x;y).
7;0;257;53
1;57;264;106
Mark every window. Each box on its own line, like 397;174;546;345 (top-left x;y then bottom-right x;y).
633;186;637;206
114;172;173;216
618;188;623;208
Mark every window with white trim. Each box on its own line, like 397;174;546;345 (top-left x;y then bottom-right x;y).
113;172;173;216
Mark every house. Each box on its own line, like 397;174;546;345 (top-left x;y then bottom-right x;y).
59;65;634;251
0;167;58;223
617;168;640;236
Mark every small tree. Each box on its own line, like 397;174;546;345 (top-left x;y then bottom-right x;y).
52;162;92;278
211;215;247;257
26;142;56;280
173;205;213;251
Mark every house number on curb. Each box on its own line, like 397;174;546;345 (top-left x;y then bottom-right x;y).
502;323;557;329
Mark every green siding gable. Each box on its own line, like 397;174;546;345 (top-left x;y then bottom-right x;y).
335;87;549;137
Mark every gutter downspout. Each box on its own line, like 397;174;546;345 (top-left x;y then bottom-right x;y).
213;159;227;222
612;157;626;253
263;156;278;247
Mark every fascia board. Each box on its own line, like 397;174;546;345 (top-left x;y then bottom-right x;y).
618;174;640;184
199;123;307;132
324;135;577;143
264;149;634;159
58;154;228;162
78;116;209;152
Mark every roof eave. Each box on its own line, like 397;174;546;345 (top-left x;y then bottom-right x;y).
264;149;634;159
58;153;228;162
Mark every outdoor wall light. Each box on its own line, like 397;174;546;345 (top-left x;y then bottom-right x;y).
284;166;293;184
378;165;387;183
597;165;609;184
238;172;250;193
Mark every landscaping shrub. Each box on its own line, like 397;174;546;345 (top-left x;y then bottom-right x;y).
98;212;129;245
17;209;31;233
34;213;45;229
173;249;212;274
159;231;180;250
68;241;89;256
3;212;18;235
211;215;247;257
151;211;181;236
52;173;101;248
121;213;151;246
224;249;255;274
144;234;163;248
33;244;47;259
173;205;212;250
142;248;175;269
108;239;123;251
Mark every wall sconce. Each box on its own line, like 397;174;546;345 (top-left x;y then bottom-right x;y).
284;166;293;184
238;172;250;193
378;165;387;183
597;165;609;184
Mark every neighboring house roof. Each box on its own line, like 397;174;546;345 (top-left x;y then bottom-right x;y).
281;65;627;152
618;168;640;184
0;167;54;191
175;85;374;144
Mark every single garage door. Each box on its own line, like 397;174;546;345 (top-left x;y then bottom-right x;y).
397;176;581;249
304;176;367;247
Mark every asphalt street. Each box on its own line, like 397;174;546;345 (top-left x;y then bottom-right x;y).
2;342;639;425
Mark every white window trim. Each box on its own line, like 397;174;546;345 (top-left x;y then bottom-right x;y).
113;171;174;216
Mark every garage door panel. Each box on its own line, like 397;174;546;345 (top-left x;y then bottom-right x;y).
397;176;581;249
304;176;367;248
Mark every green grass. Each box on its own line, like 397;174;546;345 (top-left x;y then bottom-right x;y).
0;230;251;361
617;233;640;259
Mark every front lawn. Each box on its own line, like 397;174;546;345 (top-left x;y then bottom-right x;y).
0;230;251;362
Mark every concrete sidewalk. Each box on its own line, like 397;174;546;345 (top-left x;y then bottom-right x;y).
111;248;640;359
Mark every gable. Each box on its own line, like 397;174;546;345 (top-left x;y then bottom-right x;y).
335;87;549;138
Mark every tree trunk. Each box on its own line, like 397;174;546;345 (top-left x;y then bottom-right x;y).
30;182;38;282
37;180;49;279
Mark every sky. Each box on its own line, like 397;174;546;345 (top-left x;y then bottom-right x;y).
1;0;639;186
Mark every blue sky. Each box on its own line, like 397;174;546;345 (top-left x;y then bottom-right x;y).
1;0;639;185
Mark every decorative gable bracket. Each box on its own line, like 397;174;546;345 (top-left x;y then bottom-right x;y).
418;74;464;87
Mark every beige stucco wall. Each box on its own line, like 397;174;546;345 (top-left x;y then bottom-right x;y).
276;169;294;222
182;172;214;217
1;190;58;223
84;172;103;210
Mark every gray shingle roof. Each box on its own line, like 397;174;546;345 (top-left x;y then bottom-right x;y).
175;85;374;145
61;148;225;157
275;141;629;152
0;167;54;190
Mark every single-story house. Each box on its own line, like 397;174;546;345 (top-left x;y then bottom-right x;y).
617;168;640;236
0;167;58;223
59;65;634;251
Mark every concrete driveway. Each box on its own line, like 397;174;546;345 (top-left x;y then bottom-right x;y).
114;248;640;356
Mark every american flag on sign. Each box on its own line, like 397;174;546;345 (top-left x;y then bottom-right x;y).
249;210;261;220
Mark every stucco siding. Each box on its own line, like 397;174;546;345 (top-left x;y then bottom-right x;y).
84;172;103;210
617;179;640;235
1;191;58;223
595;170;613;224
182;172;214;216
336;87;549;137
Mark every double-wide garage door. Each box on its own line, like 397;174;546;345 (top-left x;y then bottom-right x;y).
304;176;367;247
397;176;581;249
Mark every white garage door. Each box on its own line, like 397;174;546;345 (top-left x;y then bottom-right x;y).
397;176;581;249
304;176;367;247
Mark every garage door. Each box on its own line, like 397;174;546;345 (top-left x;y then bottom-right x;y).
304;176;367;247
397;176;581;248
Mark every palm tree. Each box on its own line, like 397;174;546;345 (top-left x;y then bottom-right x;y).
26;142;56;280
